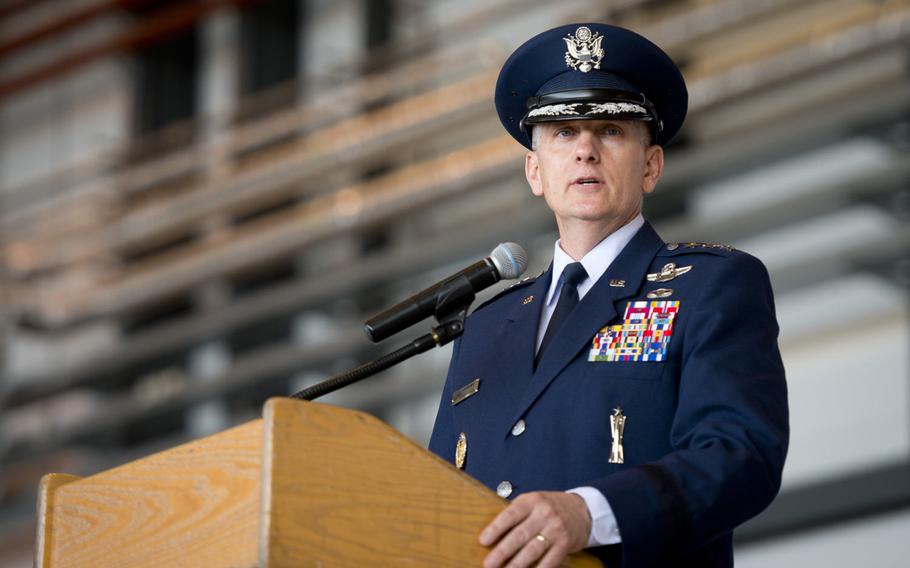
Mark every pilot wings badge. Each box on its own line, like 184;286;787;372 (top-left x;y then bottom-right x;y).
564;26;604;73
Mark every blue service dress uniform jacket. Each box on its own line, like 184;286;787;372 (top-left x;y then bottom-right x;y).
428;222;789;568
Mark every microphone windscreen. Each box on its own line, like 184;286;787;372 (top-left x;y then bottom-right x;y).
489;242;528;279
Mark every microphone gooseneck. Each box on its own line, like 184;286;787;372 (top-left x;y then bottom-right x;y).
363;242;528;343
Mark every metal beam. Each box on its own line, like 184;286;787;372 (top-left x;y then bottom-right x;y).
737;461;910;545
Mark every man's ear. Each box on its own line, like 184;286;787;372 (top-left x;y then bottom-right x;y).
642;144;664;195
525;151;543;196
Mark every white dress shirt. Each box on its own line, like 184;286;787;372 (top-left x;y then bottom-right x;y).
535;213;645;547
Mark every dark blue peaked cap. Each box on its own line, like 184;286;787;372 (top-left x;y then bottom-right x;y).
495;23;688;148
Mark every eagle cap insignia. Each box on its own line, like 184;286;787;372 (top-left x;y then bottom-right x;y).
564;26;605;73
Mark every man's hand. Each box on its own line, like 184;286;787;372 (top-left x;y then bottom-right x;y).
479;491;592;568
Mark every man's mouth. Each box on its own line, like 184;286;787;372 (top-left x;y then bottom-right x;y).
573;177;602;186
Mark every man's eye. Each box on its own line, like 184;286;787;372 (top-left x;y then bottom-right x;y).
604;127;622;136
556;128;574;137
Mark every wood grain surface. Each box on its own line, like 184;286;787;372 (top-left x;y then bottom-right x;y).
36;473;82;568
40;420;262;568
38;399;602;567
260;398;601;568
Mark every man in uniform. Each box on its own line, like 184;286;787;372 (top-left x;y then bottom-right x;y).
428;23;789;568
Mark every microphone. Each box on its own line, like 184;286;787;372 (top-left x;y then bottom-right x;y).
364;242;528;343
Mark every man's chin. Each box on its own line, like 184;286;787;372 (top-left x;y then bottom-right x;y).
565;208;617;223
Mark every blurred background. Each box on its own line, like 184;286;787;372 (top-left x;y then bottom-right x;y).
0;0;908;566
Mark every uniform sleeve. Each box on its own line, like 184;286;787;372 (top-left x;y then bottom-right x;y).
590;253;789;567
428;336;462;463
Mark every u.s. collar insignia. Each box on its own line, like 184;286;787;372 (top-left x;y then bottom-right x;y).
564;26;604;73
647;263;692;283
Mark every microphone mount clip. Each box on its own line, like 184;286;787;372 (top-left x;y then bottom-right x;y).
289;278;474;401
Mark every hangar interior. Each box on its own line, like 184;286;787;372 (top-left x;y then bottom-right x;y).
0;0;908;565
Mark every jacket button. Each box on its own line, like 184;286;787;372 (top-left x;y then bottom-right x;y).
496;481;513;498
511;419;526;436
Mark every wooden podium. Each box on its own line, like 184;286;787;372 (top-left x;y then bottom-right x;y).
36;398;602;567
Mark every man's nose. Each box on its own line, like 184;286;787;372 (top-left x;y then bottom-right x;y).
574;131;600;163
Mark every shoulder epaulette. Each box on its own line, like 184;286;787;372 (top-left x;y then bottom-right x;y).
472;273;541;313
658;242;737;256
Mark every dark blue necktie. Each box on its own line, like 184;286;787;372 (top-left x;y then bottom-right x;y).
536;262;588;366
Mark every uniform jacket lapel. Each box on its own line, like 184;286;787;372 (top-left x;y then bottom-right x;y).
510;222;666;424
493;273;551;405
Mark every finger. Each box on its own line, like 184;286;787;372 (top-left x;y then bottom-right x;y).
532;541;569;568
483;518;543;568
503;533;550;568
480;497;533;546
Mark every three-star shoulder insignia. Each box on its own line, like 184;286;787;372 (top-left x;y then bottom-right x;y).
507;275;536;289
472;273;540;313
666;242;735;252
